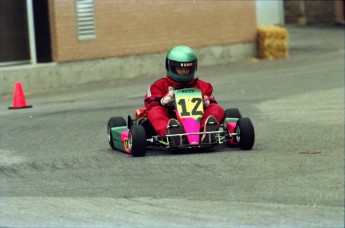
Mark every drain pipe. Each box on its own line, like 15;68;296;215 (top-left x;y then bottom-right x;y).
26;0;37;64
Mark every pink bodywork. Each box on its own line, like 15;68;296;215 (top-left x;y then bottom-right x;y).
179;117;200;144
120;130;131;154
227;122;238;144
176;111;201;144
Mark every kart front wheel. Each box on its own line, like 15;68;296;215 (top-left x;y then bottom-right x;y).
129;125;147;157
107;117;126;150
236;117;255;150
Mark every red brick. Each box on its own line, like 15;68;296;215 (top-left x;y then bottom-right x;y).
49;0;257;62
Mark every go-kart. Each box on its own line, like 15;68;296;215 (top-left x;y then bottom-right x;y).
107;88;255;157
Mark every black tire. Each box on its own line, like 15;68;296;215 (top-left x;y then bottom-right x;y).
140;119;157;138
107;117;126;150
129;125;147;157
236;117;255;150
225;108;242;118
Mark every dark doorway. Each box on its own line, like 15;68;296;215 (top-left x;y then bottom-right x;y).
33;0;52;62
0;0;30;63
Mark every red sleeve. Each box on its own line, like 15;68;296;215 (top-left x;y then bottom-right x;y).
196;80;217;103
144;79;167;110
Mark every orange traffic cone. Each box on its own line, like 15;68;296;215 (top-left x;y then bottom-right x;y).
8;82;32;109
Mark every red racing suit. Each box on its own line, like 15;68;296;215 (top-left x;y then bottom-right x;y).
144;76;225;136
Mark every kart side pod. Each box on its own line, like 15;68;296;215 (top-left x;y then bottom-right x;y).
107;117;131;154
108;115;149;157
111;126;131;154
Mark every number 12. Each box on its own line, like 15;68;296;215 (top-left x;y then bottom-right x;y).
178;98;203;116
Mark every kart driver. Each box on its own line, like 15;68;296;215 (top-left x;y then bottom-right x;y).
144;45;225;143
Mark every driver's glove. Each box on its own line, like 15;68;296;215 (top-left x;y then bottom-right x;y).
161;86;175;106
203;95;210;107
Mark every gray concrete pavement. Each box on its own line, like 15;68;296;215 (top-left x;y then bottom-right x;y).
0;24;344;227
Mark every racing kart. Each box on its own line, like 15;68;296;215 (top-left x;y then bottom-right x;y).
107;88;255;157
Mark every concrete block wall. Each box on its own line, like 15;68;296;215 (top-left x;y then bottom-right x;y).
0;43;256;96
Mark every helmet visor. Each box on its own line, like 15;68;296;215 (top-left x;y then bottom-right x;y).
169;60;196;76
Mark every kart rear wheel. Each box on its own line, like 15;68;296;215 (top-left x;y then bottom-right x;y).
107;117;126;150
129;125;147;157
225;108;242;118
236;117;255;150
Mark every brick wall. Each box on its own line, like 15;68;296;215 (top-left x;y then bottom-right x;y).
48;0;257;63
284;0;336;24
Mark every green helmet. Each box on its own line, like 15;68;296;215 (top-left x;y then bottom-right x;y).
165;46;197;82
